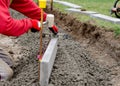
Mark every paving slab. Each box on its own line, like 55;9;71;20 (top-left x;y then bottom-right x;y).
91;14;120;24
40;38;58;86
54;0;81;8
66;8;97;16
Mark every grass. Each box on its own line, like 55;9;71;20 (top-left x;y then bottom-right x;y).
34;0;37;3
61;0;115;16
53;1;120;35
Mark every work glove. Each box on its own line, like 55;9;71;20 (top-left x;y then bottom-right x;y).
48;25;58;35
30;18;58;35
30;19;41;32
46;14;58;35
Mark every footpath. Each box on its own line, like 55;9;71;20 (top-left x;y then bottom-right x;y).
54;0;120;24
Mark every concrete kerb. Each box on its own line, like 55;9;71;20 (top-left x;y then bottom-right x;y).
40;38;58;86
91;14;120;24
54;0;82;9
66;8;120;24
66;8;98;16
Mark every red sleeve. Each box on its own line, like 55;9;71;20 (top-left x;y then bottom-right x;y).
0;0;32;36
10;0;47;21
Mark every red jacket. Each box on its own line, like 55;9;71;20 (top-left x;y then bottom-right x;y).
0;0;47;36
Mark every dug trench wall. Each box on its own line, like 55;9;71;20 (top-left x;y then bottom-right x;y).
46;8;120;63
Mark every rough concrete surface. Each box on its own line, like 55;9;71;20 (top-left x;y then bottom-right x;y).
0;8;120;86
91;14;120;24
66;8;97;16
40;38;58;86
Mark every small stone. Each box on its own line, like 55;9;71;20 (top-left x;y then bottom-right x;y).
8;50;14;54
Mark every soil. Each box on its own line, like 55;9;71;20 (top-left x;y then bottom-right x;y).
0;7;120;86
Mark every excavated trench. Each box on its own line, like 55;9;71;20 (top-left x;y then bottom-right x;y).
0;8;120;86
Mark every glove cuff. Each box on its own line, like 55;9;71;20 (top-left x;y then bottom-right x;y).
30;19;41;31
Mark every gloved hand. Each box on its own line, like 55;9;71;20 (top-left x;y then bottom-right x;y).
30;17;58;35
30;19;41;32
46;14;58;35
48;25;58;35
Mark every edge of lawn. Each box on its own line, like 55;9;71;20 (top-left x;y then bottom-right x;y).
53;3;120;36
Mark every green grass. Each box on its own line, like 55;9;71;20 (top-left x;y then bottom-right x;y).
34;0;37;2
53;1;120;35
54;3;70;13
61;0;115;15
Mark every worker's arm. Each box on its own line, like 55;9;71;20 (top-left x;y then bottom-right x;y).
10;0;58;35
0;0;42;36
0;0;33;36
10;0;47;21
